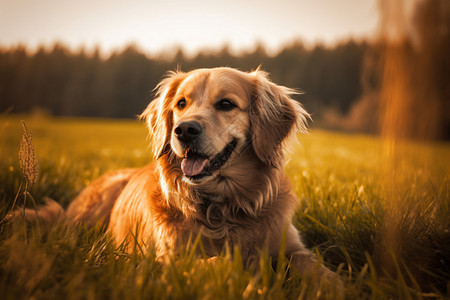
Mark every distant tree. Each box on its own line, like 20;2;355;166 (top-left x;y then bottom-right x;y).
412;0;450;139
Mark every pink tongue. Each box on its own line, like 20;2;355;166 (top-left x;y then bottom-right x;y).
181;157;209;176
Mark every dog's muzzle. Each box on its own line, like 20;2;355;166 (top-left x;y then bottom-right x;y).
174;121;238;180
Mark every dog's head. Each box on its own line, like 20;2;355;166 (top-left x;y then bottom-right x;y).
141;67;309;184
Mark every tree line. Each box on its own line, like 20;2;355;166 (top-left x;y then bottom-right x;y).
0;40;367;120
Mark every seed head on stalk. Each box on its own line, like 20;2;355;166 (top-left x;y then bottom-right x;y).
18;120;39;187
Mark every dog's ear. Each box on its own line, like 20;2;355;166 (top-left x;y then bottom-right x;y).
249;71;310;167
140;71;186;159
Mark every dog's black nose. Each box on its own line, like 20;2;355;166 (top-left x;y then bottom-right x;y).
174;121;203;142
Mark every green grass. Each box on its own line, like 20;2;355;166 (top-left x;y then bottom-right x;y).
0;115;449;299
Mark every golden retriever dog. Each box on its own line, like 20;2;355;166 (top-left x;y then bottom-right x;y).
15;67;339;284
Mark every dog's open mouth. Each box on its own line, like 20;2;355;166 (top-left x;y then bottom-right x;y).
181;138;238;180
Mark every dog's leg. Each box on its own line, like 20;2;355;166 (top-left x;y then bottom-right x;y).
285;224;343;290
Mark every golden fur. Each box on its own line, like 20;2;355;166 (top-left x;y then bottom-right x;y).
16;67;339;282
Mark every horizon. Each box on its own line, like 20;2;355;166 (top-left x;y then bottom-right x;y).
0;36;371;60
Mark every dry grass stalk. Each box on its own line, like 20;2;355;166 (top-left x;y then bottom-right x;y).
18;120;39;187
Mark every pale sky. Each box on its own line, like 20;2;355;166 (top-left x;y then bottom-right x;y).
0;0;378;56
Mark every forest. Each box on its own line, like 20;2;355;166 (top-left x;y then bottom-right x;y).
0;41;367;119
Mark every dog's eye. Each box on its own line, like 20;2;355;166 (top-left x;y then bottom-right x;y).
215;99;236;111
177;98;186;109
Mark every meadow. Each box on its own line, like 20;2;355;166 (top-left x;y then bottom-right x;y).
0;115;449;299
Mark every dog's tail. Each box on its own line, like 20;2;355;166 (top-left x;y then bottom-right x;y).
5;197;66;224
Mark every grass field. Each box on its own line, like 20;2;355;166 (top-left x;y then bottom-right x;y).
0;115;449;299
